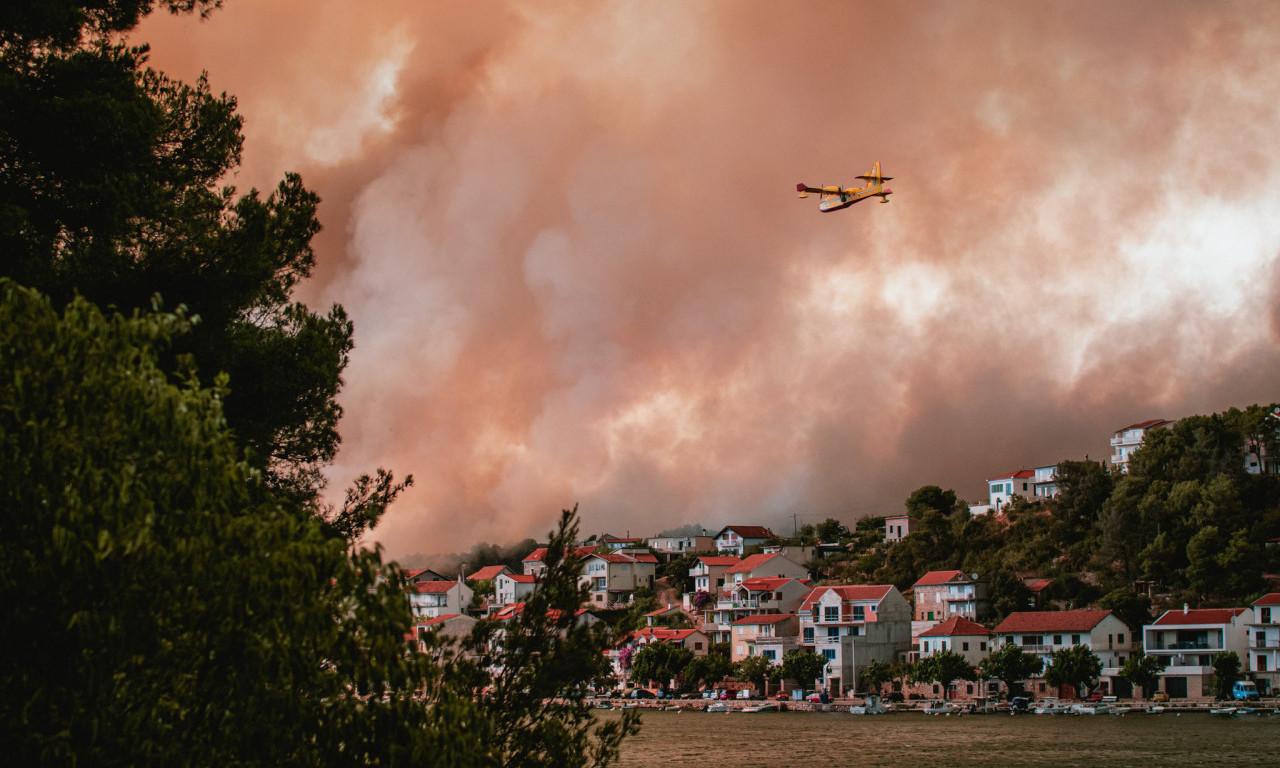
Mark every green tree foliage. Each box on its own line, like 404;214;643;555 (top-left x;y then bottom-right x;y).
735;655;780;694
859;658;894;696
978;642;1043;699
0;283;638;766
906;485;962;517
913;650;977;701
660;552;701;595
781;649;826;691
682;651;732;692
0;0;393;522
629;643;693;693
1119;654;1164;699
816;517;852;543
1211;651;1242;701
1097;588;1153;631
1044;645;1102;697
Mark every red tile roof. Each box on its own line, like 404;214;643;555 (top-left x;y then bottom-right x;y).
800;585;892;610
1253;593;1280;606
697;556;741;567
726;552;785;574
988;469;1035;481
410;580;459;594
500;573;537;584
737;577;797;592
1151;607;1248;626
993;609;1114;634
468;565;508;581
919;616;991;637
1023;577;1053;593
523;548;547;562
913;570;968;587
730;613;796;626
718;525;776;539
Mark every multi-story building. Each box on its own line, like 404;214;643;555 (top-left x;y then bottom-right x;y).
493;572;538;607
724;552;808;585
726;613;798;666
704;577;810;644
798;584;912;697
917;616;991;666
1144;606;1252;699
579;552;658;607
712;525;777;556
1110;419;1173;472
1031;464;1060;499
407;580;473;620
689;555;740;595
987;469;1035;510
884;514;917;542
911;570;988;622
1249;593;1280;695
992;609;1136;697
647;535;715;556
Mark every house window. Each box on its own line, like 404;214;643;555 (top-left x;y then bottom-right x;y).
826;627;839;639
980;642;987;652
763;650;777;661
1023;635;1042;646
822;648;836;661
1071;634;1081;645
1260;656;1269;671
1262;608;1272;623
1117;633;1125;644
1053;635;1062;645
803;628;814;643
694;642;703;651
824;606;839;622
852;605;865;621
962;642;970;652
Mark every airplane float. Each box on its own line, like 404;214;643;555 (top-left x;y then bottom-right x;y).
796;161;893;212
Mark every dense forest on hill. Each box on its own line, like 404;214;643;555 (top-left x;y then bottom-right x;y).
783;404;1280;625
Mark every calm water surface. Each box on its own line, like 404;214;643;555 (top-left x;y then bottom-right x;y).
603;709;1279;767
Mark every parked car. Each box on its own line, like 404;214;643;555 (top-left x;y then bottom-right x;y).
1232;681;1260;701
627;688;657;699
1151;691;1170;702
1010;696;1031;714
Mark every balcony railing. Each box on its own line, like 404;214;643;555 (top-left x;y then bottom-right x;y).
1148;641;1217;651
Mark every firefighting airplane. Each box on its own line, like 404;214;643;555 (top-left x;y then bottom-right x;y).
796;161;893;212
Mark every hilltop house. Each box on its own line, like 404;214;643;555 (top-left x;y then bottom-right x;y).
1143;606;1252;699
579;552;658;607
884;514;917;543
689;555;740;595
1110;419;1173;472
408;580;473;620
798;584;912;697
987;469;1035;510
647;534;715;557
992;609;1136;697
713;525;777;556
911;570;988;623
725;552;808;585
493;572;538;607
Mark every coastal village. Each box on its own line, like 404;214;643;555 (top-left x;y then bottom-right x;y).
407;412;1280;711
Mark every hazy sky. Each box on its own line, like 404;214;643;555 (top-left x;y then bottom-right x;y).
139;1;1280;557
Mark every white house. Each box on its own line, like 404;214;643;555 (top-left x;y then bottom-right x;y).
493;572;538;606
712;525;776;556
705;577;811;644
798;584;912;697
648;535;714;555
724;552;808;585
1143;606;1252;699
1248;593;1280;695
884;514;917;542
992;609;1136;697
1110;418;1172;472
408;580;473;620
688;555;740;595
729;613;799;665
987;469;1035;510
917;616;991;666
579;552;658;607
1031;464;1060;499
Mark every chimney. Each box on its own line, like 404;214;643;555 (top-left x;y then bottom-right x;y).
1183;603;1189;614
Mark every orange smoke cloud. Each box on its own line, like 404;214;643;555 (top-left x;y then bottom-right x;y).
138;1;1280;557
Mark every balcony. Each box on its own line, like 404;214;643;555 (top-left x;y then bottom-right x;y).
1147;641;1218;651
715;599;761;611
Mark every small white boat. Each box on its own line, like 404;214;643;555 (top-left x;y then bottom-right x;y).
850;695;890;715
741;703;780;713
1110;706;1133;715
1069;703;1111;715
1144;705;1167;714
1210;706;1239;717
1033;699;1069;715
704;702;731;713
921;701;956;716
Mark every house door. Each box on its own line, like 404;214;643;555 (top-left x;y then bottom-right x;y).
1165;677;1188;699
